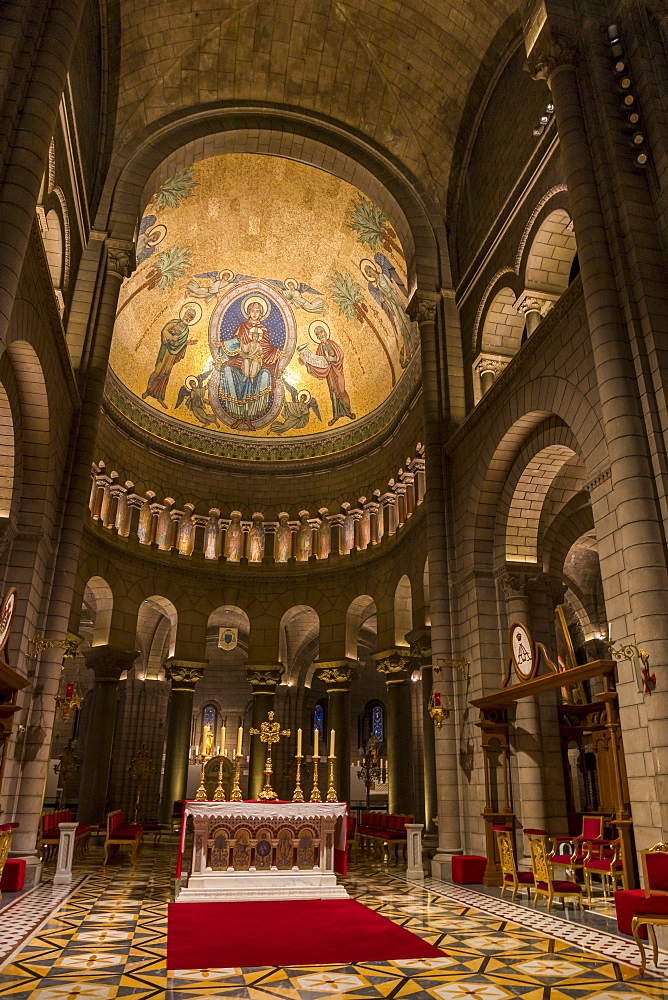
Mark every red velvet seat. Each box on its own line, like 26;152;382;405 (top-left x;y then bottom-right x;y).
505;871;534;884
538;879;581;892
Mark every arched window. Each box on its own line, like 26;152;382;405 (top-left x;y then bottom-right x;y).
371;704;384;743
202;704;218;740
313;702;326;739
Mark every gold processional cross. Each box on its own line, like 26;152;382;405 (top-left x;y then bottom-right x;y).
250;710;291;801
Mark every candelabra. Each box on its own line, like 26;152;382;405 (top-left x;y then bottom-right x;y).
230;753;243;801
357;735;382;810
293;754;304;802
310;755;322;802
326;753;338;802
212;754;227;801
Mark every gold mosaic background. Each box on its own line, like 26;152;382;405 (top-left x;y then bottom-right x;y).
109;154;417;449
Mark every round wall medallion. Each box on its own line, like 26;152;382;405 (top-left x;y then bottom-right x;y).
0;588;16;653
510;621;535;681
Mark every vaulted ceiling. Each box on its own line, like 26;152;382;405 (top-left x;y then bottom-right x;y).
111;0;519;209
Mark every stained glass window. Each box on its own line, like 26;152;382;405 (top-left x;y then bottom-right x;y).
203;704;217;731
314;703;325;737
372;704;384;742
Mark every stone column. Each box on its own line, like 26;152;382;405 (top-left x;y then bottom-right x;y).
514;291;557;336
78;646;136;826
159;660;205;823
498;572;546;846
406;627;437;833
247;668;283;799
473;355;508;396
528;24;668;835
317;662;356;802
411;293;462;873
374;649;413;814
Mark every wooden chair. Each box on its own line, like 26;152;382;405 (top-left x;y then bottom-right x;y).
494;825;534;901
583;837;623;902
527;830;583;912
104;810;143;864
631;843;668;974
550;814;604;883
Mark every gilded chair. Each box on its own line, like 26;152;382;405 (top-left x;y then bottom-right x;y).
583;838;623;902
527;830;583;912
493;825;534;901
550;814;604;882
631;843;668;975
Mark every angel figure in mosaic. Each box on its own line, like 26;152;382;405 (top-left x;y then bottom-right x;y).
269;382;321;434
175;370;220;427
185;269;258;304
360;253;418;367
268;278;324;313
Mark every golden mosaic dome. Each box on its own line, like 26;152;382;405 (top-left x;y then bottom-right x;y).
107;153;420;461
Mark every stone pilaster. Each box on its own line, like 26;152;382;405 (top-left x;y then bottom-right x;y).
374;648;413;814
316;661;356;802
78;646;137;826
159;660;205;823
406;627;437;833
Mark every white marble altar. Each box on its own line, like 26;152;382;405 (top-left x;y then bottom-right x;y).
176;801;349;902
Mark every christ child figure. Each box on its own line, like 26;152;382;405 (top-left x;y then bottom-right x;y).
238;324;263;380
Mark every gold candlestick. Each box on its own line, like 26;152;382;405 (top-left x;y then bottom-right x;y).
310;755;322;802
230;753;243;801
326;753;338;802
293;754;304;802
212;755;226;801
194;761;208;800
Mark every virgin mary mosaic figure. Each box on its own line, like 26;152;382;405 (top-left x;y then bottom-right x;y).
209;282;297;431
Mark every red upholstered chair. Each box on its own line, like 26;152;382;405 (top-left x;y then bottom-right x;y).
494;825;533;901
583;838;623;901
550;815;604;883
527;830;583;912
629;844;668;973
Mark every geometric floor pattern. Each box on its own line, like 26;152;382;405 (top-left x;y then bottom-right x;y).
0;845;666;999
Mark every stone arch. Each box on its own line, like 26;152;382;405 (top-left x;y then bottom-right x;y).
345;595;377;661
480;286;525;356
83;576;114;647
503;444;580;564
523;208;577;295
0;381;15;519
42;207;64;290
207;605;250;658
135;595;178;678
5;339;51;527
394;575;413;646
279;606;320;687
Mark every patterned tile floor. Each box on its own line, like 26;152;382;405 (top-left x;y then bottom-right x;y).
0;843;667;999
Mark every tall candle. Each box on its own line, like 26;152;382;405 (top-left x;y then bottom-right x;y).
314;727;319;760
236;725;243;757
297;728;302;756
220;725;226;755
330;728;335;757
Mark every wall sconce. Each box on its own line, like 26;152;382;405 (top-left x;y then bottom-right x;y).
28;634;80;660
606;638;656;694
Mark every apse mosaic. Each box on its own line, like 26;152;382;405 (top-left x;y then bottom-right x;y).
107;154;420;461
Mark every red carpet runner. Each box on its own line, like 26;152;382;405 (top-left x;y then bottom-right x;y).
168;899;446;968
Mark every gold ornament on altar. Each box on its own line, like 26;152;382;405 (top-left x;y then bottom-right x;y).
250;710;290;801
194;723;216;801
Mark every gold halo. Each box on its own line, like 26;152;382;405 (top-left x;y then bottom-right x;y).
309;319;330;343
180;301;202;325
241;294;271;319
185;375;199;390
218;269;234;282
360;258;379;280
284;277;299;290
146;224;167;247
297;389;311;404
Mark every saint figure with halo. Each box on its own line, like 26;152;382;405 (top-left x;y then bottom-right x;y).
142;302;201;409
214;294;281;430
298;320;356;426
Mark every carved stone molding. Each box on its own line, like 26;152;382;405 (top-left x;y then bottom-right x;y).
405;626;431;661
497;571;541;600
247;667;283;692
473;354;511;378
514;290;559;316
585;467;611;494
317;662;356;689
106;241;135;281
373;648;411;680
0;516;17;557
83;645;138;681
408;291;440;325
165;658;206;689
527;29;577;83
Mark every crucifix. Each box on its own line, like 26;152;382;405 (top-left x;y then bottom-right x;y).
250;710;291;801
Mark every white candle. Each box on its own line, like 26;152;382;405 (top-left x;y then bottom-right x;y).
236;725;243;757
297;728;302;756
220;725;226;756
330;728;335;757
314;727;319;760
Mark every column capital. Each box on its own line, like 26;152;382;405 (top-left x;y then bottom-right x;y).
247;666;283;693
374;648;412;682
496;569;541;600
83;646;137;681
515;290;559;317
316;660;357;690
405;626;432;661
408;291;440;326
105;239;136;281
165;658;206;689
473;353;510;378
526;24;577;84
